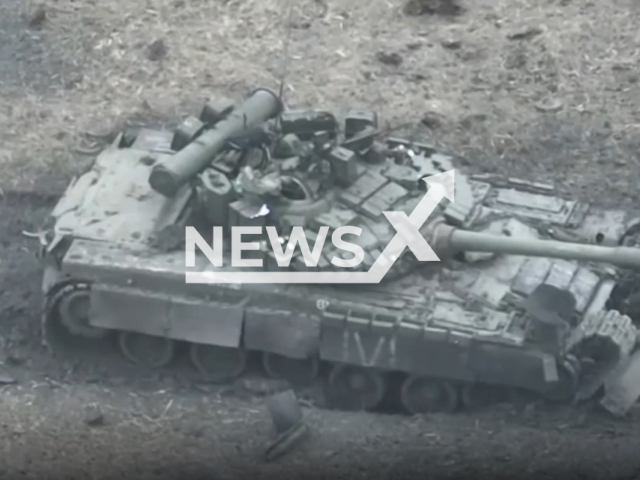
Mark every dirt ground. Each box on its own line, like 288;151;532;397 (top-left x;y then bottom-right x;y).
2;0;640;478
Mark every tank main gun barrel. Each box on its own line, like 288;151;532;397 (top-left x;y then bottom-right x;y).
430;222;640;269
149;88;283;197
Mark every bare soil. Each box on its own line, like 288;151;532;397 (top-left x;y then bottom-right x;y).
2;0;640;478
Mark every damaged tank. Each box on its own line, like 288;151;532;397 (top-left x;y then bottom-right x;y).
39;87;640;415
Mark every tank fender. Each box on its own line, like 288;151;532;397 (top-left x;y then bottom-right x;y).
88;284;244;347
42;258;63;295
243;308;320;359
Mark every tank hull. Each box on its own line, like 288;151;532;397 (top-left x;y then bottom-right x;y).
43;230;631;411
40;94;640;414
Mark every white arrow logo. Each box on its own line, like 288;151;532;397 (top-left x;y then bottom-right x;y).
186;169;455;284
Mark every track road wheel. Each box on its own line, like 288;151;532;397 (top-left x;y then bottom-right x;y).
326;365;387;411
56;285;106;339
461;383;508;410
190;344;248;383
401;376;459;415
262;352;320;385
118;331;175;368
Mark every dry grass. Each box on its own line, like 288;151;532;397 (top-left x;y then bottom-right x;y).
1;0;640;202
0;380;637;479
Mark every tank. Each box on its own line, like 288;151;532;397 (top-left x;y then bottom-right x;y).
38;87;640;415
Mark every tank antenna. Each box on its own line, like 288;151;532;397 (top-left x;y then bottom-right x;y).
277;0;295;113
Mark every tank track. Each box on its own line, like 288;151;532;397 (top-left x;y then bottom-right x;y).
567;310;637;360
42;279;638;416
566;310;638;401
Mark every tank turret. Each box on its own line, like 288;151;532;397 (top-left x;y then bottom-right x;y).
149;88;283;197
